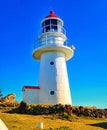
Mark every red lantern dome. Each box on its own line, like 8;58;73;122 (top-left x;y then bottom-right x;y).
46;11;59;18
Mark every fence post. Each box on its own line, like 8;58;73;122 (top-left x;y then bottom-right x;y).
38;122;44;129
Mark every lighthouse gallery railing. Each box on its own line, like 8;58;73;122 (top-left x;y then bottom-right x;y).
33;36;72;50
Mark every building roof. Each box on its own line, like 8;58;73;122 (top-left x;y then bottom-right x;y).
46;11;59;18
23;86;40;90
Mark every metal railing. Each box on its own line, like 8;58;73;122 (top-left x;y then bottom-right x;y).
33;36;72;50
40;24;66;35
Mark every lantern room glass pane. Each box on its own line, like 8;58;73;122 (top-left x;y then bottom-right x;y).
58;20;62;26
51;19;57;30
51;19;57;25
42;22;45;27
42;19;64;33
44;19;50;32
45;19;50;25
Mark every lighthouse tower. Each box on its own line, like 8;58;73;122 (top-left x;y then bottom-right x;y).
32;11;74;105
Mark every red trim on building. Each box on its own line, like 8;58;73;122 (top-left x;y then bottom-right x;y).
23;86;40;89
46;11;59;18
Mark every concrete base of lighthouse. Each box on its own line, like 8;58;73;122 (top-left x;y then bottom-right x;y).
38;52;72;105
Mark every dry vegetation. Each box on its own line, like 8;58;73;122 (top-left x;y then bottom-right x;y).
0;113;107;130
0;102;107;130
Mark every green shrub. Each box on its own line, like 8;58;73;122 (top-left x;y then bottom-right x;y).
18;101;27;113
2;103;107;119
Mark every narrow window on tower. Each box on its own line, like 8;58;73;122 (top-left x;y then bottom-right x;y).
50;91;55;95
50;61;54;65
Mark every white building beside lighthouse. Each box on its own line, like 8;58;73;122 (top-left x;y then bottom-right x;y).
23;11;75;105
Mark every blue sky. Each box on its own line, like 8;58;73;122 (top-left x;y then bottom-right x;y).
0;0;107;108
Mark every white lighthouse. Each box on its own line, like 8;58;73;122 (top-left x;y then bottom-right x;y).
32;11;74;105
23;11;75;104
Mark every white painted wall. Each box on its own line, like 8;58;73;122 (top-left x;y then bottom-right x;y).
41;34;65;45
38;52;72;104
0;119;9;130
23;89;39;104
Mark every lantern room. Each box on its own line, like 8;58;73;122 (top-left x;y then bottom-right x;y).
40;11;65;34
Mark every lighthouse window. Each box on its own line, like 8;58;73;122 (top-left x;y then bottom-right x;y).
45;19;50;25
51;19;57;30
58;20;62;26
50;91;55;95
51;19;57;25
45;19;50;32
42;22;45;27
50;61;54;65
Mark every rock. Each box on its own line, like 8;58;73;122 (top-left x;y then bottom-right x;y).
2;94;16;102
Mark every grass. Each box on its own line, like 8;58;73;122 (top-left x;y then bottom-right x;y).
0;112;107;130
